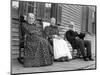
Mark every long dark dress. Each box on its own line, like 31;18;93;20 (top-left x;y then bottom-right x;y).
44;25;59;46
44;25;59;38
22;22;53;67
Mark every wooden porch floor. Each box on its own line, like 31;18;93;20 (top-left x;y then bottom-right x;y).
11;35;96;74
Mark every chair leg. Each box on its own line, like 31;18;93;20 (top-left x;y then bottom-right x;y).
17;47;24;64
72;49;76;59
77;49;82;58
72;49;80;59
19;47;21;58
17;57;24;64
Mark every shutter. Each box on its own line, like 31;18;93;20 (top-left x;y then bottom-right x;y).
57;5;62;25
80;6;89;32
27;2;34;13
88;7;95;34
28;4;32;13
19;1;23;16
36;3;45;19
86;7;89;32
93;11;96;34
51;3;58;19
51;4;62;24
33;2;37;15
19;1;27;16
81;6;87;32
44;4;51;22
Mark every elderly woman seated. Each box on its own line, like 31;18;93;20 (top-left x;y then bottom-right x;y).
20;13;54;67
44;18;72;62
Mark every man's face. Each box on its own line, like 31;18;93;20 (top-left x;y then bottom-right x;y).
27;14;35;24
68;24;75;31
51;18;56;25
68;26;74;31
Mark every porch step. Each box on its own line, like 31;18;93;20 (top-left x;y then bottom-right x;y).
11;49;19;55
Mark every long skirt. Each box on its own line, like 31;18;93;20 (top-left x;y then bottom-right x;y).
53;38;72;59
24;35;53;67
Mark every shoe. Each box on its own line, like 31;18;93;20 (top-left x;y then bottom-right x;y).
64;56;70;62
88;57;94;61
60;57;66;62
54;57;65;62
83;58;89;61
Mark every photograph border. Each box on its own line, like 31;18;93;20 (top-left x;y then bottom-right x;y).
10;0;97;74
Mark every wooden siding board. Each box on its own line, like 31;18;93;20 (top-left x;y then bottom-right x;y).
11;20;20;55
59;4;82;36
62;12;81;23
11;45;19;50
62;6;81;17
62;10;81;24
62;4;81;13
11;49;19;55
61;17;81;26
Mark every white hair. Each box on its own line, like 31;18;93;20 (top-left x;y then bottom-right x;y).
27;13;35;18
51;17;56;21
69;21;76;31
26;13;35;24
70;21;75;26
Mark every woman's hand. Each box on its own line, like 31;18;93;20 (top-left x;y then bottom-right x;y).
53;35;62;39
75;37;80;40
31;30;39;34
56;37;61;39
52;35;58;38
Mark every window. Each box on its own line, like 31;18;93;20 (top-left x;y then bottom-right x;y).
12;1;19;8
36;3;62;24
36;3;45;19
28;2;34;13
51;3;62;25
44;3;51;22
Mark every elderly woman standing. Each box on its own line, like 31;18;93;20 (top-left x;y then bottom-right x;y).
44;18;72;62
22;13;53;67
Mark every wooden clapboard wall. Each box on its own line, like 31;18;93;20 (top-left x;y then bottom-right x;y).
59;4;82;37
11;19;19;56
11;5;19;57
57;4;83;52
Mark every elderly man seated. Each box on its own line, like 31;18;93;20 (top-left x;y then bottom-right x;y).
65;22;94;61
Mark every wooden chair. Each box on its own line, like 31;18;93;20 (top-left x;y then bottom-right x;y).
64;33;82;59
17;16;26;64
17;17;43;64
70;32;86;59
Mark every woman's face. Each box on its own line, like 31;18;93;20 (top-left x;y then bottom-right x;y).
27;14;35;24
51;18;56;26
